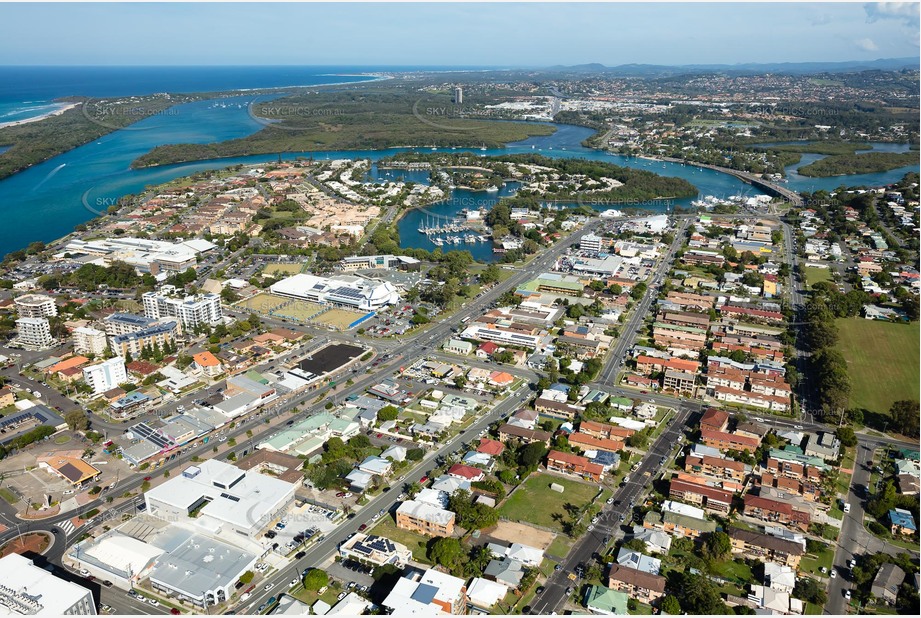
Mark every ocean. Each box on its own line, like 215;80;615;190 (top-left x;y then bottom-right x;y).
0;65;390;124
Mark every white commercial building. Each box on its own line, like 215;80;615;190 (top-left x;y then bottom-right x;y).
144;460;296;539
73;326;108;356
14;293;58;318
142;292;222;332
460;324;542;350
82;357;127;394
0;553;96;615
269;273;400;311
15;317;53;349
59;237;214;275
580;233;604;253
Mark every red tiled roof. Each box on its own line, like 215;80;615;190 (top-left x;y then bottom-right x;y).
476;438;505;456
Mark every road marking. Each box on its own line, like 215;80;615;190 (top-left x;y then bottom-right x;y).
58;520;75;535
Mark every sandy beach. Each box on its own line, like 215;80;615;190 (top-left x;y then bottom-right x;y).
0;102;79;130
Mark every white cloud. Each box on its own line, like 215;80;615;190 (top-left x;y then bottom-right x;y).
864;2;920;26
855;37;880;52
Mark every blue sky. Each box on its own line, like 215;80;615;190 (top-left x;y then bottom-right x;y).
1;2;918;66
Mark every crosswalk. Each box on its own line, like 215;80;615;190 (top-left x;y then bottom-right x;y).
58;520;75;535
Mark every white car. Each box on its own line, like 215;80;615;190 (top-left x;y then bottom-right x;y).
264;583;275;591
148;599;159;607
844;590;851;600
830;570;837;579
289;578;299;588
843;503;851;513
606;497;614;505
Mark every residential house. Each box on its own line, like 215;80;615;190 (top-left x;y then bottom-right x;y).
498;424;551;446
727;528;804;569
546;450;604;482
606;564;666;604
871;563;905;605
889;508;917;536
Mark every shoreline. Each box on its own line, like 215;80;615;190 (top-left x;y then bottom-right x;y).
0;102;79;130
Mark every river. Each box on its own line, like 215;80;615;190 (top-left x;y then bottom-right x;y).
0;98;915;257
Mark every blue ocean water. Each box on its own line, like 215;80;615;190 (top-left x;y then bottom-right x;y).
0;65;388;123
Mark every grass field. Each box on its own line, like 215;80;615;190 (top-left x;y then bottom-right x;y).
274;299;327;322
498;474;603;533
312;308;366;330
370;516;432;564
263;263;303;276
236;292;289;313
803;266;833;287
835;318;920;414
0;487;19;504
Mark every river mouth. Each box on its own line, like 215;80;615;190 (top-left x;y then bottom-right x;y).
0;93;914;257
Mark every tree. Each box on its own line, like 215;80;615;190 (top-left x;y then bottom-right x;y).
661;595;682;615
406;448;424;461
518;442;548;471
427;537;466;574
835;426;857;448
302;568;329;591
64;410;89;431
705;531;732;561
378;406;400;422
890;400;920;437
239;571;254;585
793;577;827;606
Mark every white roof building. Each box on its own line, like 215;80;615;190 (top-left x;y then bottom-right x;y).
269;273;400;311
144;459;296;539
662;500;706;520
0;553;96;615
467;577;507;610
382;567;467;615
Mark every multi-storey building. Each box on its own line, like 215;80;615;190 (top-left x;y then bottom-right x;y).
396;500;455;537
0;553;96;615
14;293;58;318
82;358;128;394
73;326;107;356
110;319;179;358
15;317;53;348
142;292;222;332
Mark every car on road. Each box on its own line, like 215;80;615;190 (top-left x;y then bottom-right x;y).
289;578;299;588
848;559;857;569
358;524;367;531
843;503;851;513
148;599;159;607
640;390;648;395
753;417;765;423
170;609;181;615
619;515;625;522
793;425;803;430
264;583;275;591
830;570;836;579
554;564;562;571
606;497;614;505
257;604;267;613
844;590;851;600
419;476;428;484
566;586;574;595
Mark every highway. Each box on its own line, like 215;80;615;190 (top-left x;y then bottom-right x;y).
0;217;602;613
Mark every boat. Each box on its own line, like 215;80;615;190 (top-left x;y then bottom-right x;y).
486;186;499;193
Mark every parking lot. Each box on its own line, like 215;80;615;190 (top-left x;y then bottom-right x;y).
263;502;341;556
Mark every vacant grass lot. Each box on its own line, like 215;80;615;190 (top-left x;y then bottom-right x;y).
803;266;833;287
498;474;602;533
835;318;920;414
263;263;303;276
